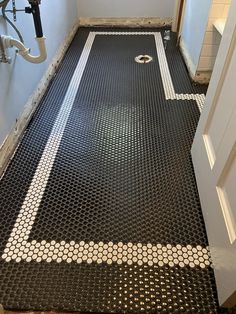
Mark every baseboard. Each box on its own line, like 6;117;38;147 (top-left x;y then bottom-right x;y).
79;17;172;28
0;20;79;177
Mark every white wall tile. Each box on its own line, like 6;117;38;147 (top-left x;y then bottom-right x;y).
223;4;230;18
196;0;231;72
206;18;217;31
213;0;231;4
201;44;220;57
210;4;225;18
198;56;217;71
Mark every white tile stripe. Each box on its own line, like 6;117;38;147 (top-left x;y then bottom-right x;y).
175;93;206;112
6;32;95;244
2;241;211;268
94;31;176;99
2;31;209;267
154;33;176;100
93;31;205;108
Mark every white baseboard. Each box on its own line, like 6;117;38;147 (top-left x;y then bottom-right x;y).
0;20;79;177
79;17;172;28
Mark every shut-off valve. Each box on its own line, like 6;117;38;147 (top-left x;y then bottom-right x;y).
0;0;47;64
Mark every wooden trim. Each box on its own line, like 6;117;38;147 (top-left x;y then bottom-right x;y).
176;0;186;46
177;0;184;35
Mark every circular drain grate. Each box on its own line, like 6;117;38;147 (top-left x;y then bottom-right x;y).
135;54;153;64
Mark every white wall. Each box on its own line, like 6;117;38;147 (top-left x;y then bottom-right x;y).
77;0;175;18
181;0;212;75
0;0;78;146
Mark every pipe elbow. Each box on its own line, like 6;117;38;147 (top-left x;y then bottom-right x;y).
13;36;47;63
27;37;47;63
1;35;47;64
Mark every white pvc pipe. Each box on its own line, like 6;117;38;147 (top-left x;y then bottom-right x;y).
1;35;47;64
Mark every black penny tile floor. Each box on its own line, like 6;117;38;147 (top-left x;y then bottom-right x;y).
0;27;224;313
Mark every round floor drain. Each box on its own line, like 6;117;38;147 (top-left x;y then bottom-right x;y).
135;55;153;64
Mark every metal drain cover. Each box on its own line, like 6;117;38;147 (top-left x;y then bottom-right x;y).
135;54;153;64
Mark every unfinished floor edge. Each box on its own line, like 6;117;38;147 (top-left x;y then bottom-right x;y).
78;17;172;28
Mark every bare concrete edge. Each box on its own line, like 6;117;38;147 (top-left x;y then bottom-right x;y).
78;17;172;28
194;70;212;84
0;20;80;178
179;37;212;84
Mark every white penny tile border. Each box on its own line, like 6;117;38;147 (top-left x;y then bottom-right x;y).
2;241;211;268
94;31;206;108
2;32;209;267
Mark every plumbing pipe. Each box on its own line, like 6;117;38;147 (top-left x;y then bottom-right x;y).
2;1;24;43
1;35;47;63
25;1;43;38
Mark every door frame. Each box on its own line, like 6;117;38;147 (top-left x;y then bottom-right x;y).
191;0;236;307
172;0;186;42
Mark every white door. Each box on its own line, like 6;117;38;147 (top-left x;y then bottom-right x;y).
191;1;236;308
